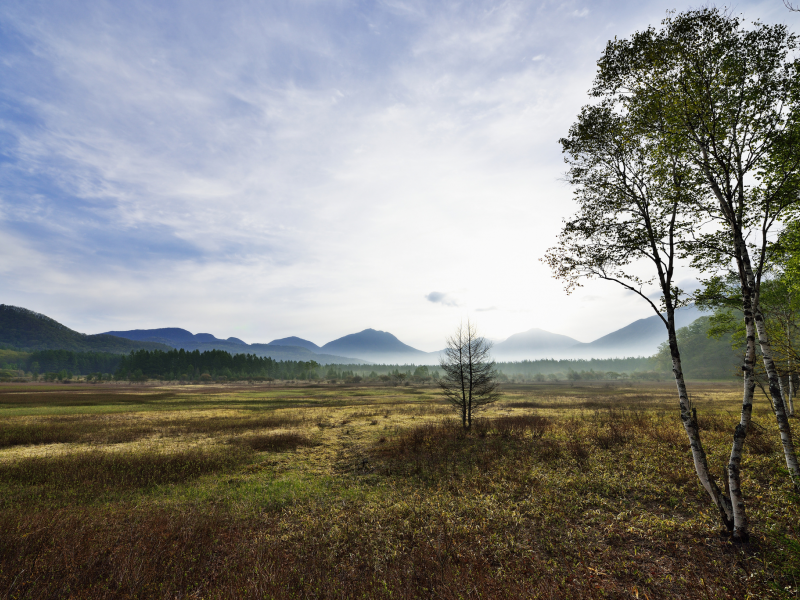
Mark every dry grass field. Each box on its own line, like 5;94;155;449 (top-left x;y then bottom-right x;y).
0;380;798;599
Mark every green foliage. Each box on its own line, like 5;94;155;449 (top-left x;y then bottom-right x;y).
0;305;171;353
24;349;123;376
653;317;740;379
0;348;29;368
494;357;654;380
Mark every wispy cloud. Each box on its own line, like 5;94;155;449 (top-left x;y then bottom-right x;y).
426;292;460;307
0;0;774;350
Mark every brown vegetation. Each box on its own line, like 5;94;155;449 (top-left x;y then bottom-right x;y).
0;381;797;599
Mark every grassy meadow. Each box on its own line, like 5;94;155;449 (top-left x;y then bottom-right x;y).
0;380;798;599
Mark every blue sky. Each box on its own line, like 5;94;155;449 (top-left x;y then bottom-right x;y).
0;0;794;350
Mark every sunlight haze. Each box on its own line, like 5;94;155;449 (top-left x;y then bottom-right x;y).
0;0;791;350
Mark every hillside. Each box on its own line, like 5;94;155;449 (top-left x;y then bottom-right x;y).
103;328;244;347
0;305;172;353
492;329;583;361
492;305;709;360
268;336;321;352
321;329;439;364
575;305;707;358
652;316;740;379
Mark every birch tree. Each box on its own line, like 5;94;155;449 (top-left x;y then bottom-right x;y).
699;272;799;418
439;321;500;430
589;8;800;539
543;104;741;535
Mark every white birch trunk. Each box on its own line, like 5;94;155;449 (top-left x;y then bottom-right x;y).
779;376;789;416
726;289;755;542
789;360;795;417
752;309;800;489
668;318;734;529
733;237;800;489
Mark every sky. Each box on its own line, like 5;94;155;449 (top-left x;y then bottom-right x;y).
0;0;795;350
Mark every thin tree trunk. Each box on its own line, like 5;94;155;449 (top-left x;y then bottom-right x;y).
789;357;795;417
752;307;800;489
667;315;734;530
779;375;789;416
735;238;800;488
726;287;756;543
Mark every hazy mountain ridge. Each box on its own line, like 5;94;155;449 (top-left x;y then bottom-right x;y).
268;337;321;352
492;305;709;361
0;305;173;353
1;303;715;365
103;327;369;365
105;309;712;364
492;329;582;358
105;326;440;365
320;329;442;365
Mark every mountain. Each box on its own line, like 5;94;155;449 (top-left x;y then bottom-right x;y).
104;328;225;347
0;305;172;353
104;327;368;365
321;329;440;364
492;329;583;362
268;336;321;352
493;305;709;361
574;304;708;358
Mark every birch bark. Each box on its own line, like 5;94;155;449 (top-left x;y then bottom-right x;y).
752;304;800;488
736;235;800;489
667;313;734;528
789;358;795;417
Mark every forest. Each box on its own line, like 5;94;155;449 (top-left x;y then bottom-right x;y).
0;341;736;383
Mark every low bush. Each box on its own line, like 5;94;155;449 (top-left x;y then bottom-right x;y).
233;432;317;452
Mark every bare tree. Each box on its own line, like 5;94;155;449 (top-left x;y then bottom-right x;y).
785;0;799;12
439;321;500;429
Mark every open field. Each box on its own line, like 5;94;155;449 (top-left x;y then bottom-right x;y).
0;381;798;599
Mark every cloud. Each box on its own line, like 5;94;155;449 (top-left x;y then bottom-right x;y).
426;291;459;307
476;306;498;312
0;0;775;350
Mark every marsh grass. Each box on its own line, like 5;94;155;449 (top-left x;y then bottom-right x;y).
0;413;306;448
231;432;317;452
0;381;798;599
0;445;253;508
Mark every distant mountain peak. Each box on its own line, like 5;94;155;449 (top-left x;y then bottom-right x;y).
268;336;321;352
495;328;583;354
322;329;417;354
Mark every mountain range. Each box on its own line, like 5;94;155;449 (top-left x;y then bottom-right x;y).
104;304;708;364
101;327;370;365
103;327;432;365
0;302;710;365
491;304;708;361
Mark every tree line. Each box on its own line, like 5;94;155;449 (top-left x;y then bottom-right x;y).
2;346;725;382
115;349;322;381
23;350;123;377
